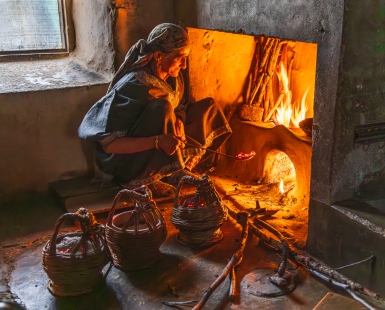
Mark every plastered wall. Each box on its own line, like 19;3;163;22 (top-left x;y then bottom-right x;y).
71;0;115;75
113;0;174;69
0;0;173;202
0;86;106;200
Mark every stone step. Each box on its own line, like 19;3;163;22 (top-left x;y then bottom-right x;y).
50;177;196;214
49;177;123;213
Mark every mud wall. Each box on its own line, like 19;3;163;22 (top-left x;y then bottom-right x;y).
186;28;317;116
187;28;257;110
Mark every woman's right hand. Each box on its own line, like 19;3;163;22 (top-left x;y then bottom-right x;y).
158;134;185;155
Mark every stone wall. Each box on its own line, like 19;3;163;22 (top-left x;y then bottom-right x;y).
330;0;385;203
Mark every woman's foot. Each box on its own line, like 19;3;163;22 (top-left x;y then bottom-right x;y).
147;180;176;198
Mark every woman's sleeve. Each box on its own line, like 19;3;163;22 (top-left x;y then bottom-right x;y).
79;72;148;143
98;130;127;147
78;90;118;142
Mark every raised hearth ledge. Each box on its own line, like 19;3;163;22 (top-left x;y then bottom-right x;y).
218;117;312;205
237;120;312;145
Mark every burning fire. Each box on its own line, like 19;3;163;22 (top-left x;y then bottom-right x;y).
279;179;284;194
276;62;308;128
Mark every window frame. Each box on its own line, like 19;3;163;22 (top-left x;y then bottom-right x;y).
0;0;75;59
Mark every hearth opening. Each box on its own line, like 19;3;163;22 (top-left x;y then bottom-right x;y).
187;28;317;248
263;150;296;187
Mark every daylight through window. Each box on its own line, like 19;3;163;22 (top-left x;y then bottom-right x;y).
0;0;65;53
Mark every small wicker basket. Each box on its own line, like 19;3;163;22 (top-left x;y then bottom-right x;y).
172;174;228;247
239;104;264;122
105;185;167;270
42;208;109;296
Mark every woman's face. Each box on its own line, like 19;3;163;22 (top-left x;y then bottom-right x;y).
157;46;190;78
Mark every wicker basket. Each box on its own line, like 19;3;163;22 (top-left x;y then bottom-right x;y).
171;174;228;247
105;185;167;270
42;208;109;296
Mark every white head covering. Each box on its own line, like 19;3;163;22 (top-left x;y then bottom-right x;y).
107;23;189;93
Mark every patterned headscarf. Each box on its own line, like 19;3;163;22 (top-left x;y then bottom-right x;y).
107;23;189;93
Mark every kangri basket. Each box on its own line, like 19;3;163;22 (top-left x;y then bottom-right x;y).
171;174;228;247
105;185;167;270
42;208;109;296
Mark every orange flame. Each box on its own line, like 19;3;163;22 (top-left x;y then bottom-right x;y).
279;179;284;194
291;88;309;128
279;61;289;94
275;62;308;128
276;95;292;127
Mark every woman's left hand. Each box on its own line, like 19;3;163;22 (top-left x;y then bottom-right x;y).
175;118;186;143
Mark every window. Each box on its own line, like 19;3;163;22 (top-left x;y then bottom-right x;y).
0;0;68;55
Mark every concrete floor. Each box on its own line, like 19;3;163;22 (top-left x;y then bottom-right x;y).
0;194;373;310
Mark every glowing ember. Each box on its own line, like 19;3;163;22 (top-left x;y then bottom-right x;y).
235;151;256;160
279;179;285;194
184;196;207;209
275;62;308;128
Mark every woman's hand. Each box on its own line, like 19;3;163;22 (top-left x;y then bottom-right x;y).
175;118;186;143
158;134;185;155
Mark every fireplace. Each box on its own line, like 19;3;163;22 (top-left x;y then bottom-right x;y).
175;0;385;295
186;28;316;248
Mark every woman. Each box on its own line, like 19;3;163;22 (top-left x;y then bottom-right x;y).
79;23;231;197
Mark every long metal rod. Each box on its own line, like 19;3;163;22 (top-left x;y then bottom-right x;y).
304;267;376;310
335;255;375;271
184;142;239;160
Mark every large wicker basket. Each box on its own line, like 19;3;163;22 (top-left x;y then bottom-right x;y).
172;174;228;247
105;185;167;270
42;208;109;296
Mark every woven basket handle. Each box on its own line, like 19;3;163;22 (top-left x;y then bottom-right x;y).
174;174;209;208
48;209;97;256
106;185;152;226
